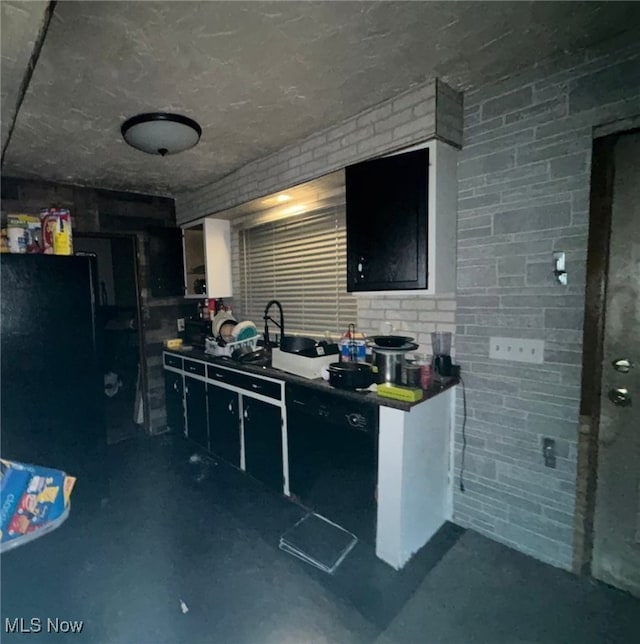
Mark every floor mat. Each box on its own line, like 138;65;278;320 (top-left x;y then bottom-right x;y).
280;512;358;573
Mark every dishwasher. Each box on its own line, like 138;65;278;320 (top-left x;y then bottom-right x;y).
286;383;379;546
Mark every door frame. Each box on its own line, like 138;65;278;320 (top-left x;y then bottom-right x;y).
574;126;640;575
75;232;149;436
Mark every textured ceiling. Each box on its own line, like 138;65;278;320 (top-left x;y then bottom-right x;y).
2;1;639;197
0;1;49;155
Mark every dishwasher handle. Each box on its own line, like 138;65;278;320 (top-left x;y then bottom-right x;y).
286;385;378;433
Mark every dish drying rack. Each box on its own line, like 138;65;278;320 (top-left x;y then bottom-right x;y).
205;335;259;357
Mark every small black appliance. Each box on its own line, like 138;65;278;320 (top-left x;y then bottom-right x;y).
184;318;211;349
431;331;453;377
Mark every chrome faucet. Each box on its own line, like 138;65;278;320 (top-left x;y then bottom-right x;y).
263;300;284;348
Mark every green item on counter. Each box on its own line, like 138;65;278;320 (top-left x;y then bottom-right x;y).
377;384;424;402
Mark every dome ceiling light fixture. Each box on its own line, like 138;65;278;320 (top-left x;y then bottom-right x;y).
120;112;202;156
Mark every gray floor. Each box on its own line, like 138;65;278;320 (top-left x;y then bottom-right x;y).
2;435;638;643
377;530;640;644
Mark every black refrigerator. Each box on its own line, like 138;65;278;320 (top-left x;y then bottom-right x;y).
1;253;107;508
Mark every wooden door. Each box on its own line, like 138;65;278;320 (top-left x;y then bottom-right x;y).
592;131;640;596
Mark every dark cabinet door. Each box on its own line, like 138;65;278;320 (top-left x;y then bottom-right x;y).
164;370;185;436
148;226;185;297
345;148;428;291
207;384;241;467
243;398;284;493
185;375;208;450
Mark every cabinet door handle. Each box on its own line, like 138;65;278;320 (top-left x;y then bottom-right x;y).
251;383;260;390
357;256;365;280
214;372;224;380
244;406;250;421
173;381;179;392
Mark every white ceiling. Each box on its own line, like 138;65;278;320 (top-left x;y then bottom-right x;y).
2;1;639;197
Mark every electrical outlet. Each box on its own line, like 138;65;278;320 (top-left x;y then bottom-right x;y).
177;318;185;332
489;337;544;364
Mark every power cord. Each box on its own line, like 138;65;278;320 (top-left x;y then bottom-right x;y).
459;375;467;493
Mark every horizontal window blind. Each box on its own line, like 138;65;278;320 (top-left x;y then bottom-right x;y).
239;206;357;337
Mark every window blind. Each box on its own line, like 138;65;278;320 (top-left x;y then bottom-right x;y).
239;206;357;337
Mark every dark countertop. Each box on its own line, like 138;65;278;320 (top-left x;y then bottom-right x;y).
164;347;458;412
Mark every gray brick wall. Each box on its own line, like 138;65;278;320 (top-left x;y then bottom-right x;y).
175;80;462;225
453;32;640;569
180;79;463;352
356;293;456;359
173;31;640;572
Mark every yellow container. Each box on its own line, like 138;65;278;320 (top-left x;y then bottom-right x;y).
41;208;73;255
377;384;424;403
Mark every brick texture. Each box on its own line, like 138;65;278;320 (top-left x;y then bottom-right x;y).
199;80;463;355
453;34;640;570
1;177;185;435
175;80;462;225
174;32;639;573
356;293;456;358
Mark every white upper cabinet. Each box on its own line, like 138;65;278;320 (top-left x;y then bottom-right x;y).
182;218;232;298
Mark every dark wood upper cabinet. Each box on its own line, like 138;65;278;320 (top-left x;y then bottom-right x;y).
148;226;185;297
345;141;458;295
346;148;428;291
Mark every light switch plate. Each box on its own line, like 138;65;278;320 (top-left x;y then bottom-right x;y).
489;337;544;364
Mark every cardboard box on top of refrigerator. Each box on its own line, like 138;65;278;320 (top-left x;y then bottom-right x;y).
40;208;73;255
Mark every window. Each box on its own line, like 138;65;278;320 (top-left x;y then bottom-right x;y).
238;205;357;337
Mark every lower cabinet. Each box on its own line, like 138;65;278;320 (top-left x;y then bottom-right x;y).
243;397;284;493
185;375;208;450
164;369;185;436
207;384;240;467
164;353;286;494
